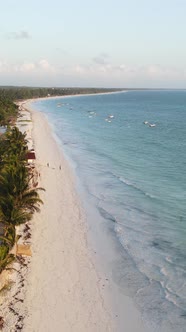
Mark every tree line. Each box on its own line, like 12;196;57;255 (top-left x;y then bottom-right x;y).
0;127;44;272
0;86;121;100
0;86;121;126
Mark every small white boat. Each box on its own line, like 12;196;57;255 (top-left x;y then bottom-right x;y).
108;115;114;118
143;121;149;125
148;123;156;127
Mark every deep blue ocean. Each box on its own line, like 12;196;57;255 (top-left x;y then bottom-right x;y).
32;90;186;331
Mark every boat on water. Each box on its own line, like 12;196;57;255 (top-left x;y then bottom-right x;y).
143;121;156;127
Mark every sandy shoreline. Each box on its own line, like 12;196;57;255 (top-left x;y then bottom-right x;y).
22;102;114;331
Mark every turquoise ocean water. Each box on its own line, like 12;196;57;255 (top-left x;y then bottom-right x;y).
32;90;186;331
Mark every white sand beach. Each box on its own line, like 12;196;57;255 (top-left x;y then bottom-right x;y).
22;102;114;332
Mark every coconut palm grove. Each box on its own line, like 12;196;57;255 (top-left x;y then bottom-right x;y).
0;124;44;274
0;88;45;274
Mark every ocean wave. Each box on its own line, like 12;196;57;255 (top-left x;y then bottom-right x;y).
165;286;186;309
88;167;156;201
118;176;156;199
97;206;116;223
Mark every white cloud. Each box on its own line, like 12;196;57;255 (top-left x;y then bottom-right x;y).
0;57;185;87
18;63;36;72
38;59;51;70
93;56;107;65
0;59;55;74
146;64;184;79
0;60;9;73
7;30;31;40
57;61;186;88
92;53;110;65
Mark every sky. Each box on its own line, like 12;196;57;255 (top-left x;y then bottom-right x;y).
0;0;186;88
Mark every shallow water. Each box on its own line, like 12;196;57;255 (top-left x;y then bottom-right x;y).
32;90;186;331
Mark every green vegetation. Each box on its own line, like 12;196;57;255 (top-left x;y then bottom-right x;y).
0;86;122;126
0;86;122;102
0;95;18;126
0;126;44;273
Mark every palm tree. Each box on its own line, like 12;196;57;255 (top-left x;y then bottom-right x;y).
0;222;16;249
4;127;28;162
0;251;15;273
0;125;45;272
0;165;44;227
0;127;28;170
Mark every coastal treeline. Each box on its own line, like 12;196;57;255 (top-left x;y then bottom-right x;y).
0;126;44;273
0;94;18;126
0;86;121;125
0;86;121;101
